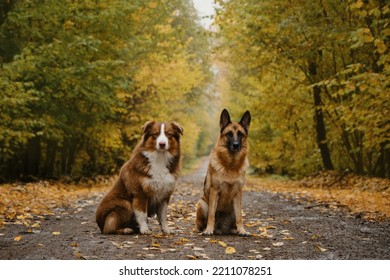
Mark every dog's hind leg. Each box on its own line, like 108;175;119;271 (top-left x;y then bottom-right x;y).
102;212;133;235
102;212;120;234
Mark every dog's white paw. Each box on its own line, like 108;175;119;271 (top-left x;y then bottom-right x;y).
202;228;214;236
162;227;174;235
123;228;133;235
140;228;152;235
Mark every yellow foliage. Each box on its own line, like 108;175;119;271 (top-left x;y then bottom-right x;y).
0;179;112;228
247;173;390;221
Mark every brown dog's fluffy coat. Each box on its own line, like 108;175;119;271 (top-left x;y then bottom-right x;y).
196;109;251;236
96;121;183;235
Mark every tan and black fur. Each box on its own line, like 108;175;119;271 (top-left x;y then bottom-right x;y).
196;109;251;236
96;121;183;235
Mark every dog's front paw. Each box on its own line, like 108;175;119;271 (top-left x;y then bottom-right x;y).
140;228;152;235
237;229;251;237
162;227;174;235
202;228;214;236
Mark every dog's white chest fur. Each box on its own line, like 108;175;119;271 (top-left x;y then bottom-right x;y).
142;151;176;198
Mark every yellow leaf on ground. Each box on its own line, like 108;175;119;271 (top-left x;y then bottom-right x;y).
283;236;295;240
316;245;328;252
218;241;227;247
14;235;22;241
186;255;197;260
52;231;61;235
225;247;236;254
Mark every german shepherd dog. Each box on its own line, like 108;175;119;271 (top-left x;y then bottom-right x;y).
196;109;251;236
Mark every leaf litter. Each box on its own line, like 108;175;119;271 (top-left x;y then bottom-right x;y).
1;158;389;260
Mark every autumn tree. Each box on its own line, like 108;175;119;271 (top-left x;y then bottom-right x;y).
0;0;213;181
215;0;389;178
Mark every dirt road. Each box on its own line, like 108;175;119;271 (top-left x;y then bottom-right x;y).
1;159;389;260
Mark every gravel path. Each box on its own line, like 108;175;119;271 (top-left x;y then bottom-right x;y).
1;158;389;260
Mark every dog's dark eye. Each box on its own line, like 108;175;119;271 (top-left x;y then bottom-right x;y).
237;131;244;137
226;131;233;138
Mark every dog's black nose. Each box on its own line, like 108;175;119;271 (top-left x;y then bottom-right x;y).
159;142;166;149
232;143;240;150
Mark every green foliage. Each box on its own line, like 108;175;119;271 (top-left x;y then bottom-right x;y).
0;0;213;181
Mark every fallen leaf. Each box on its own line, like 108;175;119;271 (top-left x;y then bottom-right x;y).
186;255;198;260
311;234;322;240
151;243;160;248
245;221;261;228
316;245;328;252
193;247;205;251
14;235;22;241
272;242;284;247
218;241;227;247
122;241;134;248
74;251;86;259
225;247;236;254
283;236;295;240
258;227;273;238
52;231;61;235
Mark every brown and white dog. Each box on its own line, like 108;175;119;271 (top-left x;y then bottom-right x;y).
96;121;183;234
196;109;251;236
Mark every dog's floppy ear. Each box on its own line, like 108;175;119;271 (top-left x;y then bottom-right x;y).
171;121;184;136
220;109;231;132
239;111;251;132
141;121;155;134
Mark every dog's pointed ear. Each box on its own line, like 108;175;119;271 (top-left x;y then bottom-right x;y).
240;111;251;132
220;109;231;132
171;121;184;136
141;121;155;134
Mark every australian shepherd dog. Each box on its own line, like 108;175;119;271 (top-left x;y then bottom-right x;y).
196;109;251;236
96;121;183;234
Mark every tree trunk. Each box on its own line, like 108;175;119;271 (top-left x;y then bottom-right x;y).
375;141;390;178
44;140;57;178
309;61;334;170
24;136;41;179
